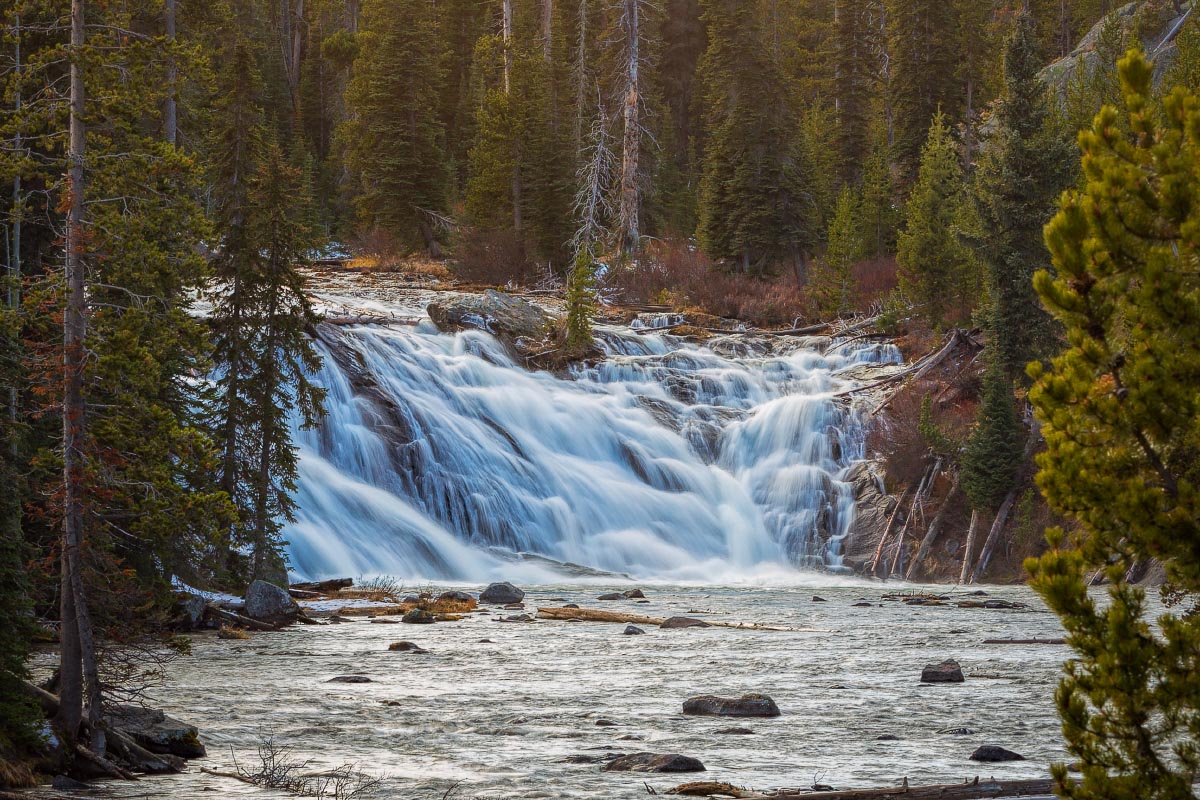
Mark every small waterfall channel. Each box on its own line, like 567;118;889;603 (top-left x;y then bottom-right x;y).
285;299;901;583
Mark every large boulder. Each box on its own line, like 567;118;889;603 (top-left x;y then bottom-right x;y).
682;694;781;718
402;608;435;625
174;593;207;628
479;582;525;605
602;753;706;773
244;580;299;623
106;705;206;759
921;659;965;683
970;745;1026;763
428;291;554;348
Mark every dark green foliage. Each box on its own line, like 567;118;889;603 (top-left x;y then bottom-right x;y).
962;362;1024;511
1028;52;1200;800
973;12;1073;381
834;0;877;184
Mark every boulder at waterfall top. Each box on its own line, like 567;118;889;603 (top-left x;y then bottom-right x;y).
479;582;525;604
602;753;707;773
245;580;299;622
921;660;965;683
428;291;555;348
682;694;781;717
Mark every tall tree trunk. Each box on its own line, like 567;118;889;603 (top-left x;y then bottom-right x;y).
573;0;589;156
502;0;513;94
58;0;103;755
618;0;640;256
970;489;1018;584
958;509;980;585
164;0;177;147
252;294;280;583
502;0;522;233
542;0;553;61
9;12;22;439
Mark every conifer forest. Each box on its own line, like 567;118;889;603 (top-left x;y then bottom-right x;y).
1;0;1199;797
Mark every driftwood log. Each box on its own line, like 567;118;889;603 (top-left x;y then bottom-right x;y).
667;777;1057;800
203;604;277;631
319;314;421;327
536;607;830;633
982;638;1066;645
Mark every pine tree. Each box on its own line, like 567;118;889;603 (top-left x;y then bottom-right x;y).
858;125;897;258
834;0;877;184
1028;51;1200;800
342;0;449;254
808;186;863;318
961;361;1024;511
887;0;964;181
973;12;1072;381
696;0;813;272
896;111;972;328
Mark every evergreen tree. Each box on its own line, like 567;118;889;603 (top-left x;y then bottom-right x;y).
858;125;898;258
808;186;863;318
896;111;972;327
972;11;1073;380
696;0;813;272
1027;51;1200;800
961;361;1024;511
834;0;877;183
887;0;964;181
342;0;449;255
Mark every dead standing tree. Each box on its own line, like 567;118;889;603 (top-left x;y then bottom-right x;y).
614;0;650;257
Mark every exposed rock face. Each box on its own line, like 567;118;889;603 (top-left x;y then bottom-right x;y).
660;616;711;629
602;753;707;773
682;694;781;717
479;582;525;605
244;580;299;623
970;745;1026;762
106;705;206;759
841;461;893;574
428;291;555;354
921;660;965;683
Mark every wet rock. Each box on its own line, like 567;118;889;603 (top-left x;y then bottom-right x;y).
500;614;534;623
560;753;624;765
328;615;355;623
617;734;645;741
682;694;781;718
970;745;1026;762
436;591;476;604
595;719;619;727
370;618;400;624
564;603;580;609
921;659;964;683
106;705;206;758
503;602;526;609
597;593;623;601
402;609;435;625
244;580;299;623
479;582;525;605
478;639;496;643
623;625;645;636
852;602;874;608
714;727;754;735
635;600;651;604
938;727;975;735
175;593;207;628
603;753;706;773
660;616;711;629
428;291;554;347
327;675;373;684
53;775;97;792
623;589;646;599
388;641;428;654
812;596;827;603
876;734;901;741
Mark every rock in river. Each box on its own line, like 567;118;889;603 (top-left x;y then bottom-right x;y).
388;641;428;653
480;582;526;605
660;616;711;629
245;580;299;623
602;753;706;773
623;588;646;599
624;625;645;635
327;675;373;684
106;705;206;758
402;608;435;624
921;659;965;683
682;694;781;717
598;593;623;601
970;745;1026;762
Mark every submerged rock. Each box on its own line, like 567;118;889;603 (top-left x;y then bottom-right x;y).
938;727;975;735
106;705;206;759
597;593;623;601
327;675;373;684
480;582;525;605
603;753;706;773
970;745;1026;762
660;616;711;630
921;660;965;683
244;580;299;623
682;694;780;718
623;625;645;636
623;589;646;599
714;727;754;735
500;613;534;623
388;641;428;654
53;775;97;792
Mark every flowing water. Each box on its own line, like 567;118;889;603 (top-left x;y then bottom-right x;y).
286;288;902;583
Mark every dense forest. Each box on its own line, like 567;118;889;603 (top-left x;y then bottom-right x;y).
1;0;1199;794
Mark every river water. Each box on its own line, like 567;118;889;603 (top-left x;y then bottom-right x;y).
35;583;1073;799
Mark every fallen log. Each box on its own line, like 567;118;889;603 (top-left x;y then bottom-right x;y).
536;607;830;633
982;638;1065;645
667;782;759;797
668;777;1058;800
867;487;910;578
203;604;277;631
291;577;354;593
320;314;421;327
905;472;960;582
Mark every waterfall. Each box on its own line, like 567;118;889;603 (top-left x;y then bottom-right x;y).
283;313;900;583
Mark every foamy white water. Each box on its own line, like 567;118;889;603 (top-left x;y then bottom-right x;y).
283;304;901;583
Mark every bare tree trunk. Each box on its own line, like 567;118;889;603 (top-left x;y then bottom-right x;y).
58;0;104;756
970;490;1018;584
618;0;641;255
958;509;980;585
8;13;22;440
290;0;305;128
164;0;177;146
963;73;973;170
905;472;959;582
573;0;589;156
346;0;359;33
502;0;513;95
542;0;553;61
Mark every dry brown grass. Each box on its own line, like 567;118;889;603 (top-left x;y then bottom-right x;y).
218;626;251;640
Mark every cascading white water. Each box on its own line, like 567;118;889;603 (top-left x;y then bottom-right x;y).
284;306;900;583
